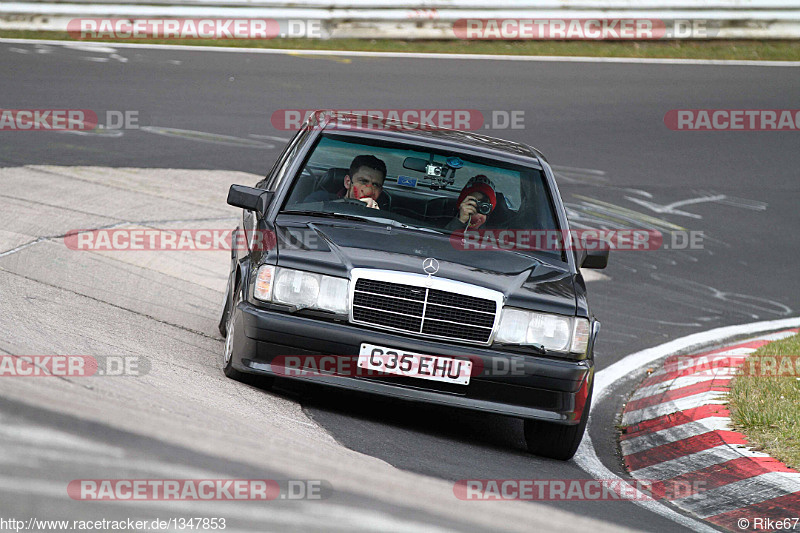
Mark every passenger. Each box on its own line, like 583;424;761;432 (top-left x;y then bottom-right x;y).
304;155;387;209
445;175;497;231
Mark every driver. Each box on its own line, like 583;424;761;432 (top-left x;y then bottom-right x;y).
304;155;387;209
445;175;497;231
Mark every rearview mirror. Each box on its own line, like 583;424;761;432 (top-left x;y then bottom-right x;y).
403;157;428;172
227;185;274;216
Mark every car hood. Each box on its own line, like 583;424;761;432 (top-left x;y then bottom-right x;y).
274;218;577;315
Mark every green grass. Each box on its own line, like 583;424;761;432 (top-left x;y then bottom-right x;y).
2;30;800;61
728;332;800;469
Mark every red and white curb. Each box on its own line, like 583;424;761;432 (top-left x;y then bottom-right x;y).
620;329;800;531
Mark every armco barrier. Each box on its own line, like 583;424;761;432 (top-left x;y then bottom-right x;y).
1;1;799;39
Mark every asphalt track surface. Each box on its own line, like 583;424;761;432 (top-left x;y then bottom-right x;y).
1;41;799;532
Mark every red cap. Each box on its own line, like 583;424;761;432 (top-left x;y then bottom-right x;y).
457;175;496;212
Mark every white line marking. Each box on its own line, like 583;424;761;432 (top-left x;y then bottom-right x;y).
575;434;719;533
620;417;733;456
621;391;727;426
626;194;727;220
673;472;800;518
62;43;118;53
582;269;610;283
682;346;758;358
627;335;795;401
249;134;292;142
754;329;798;341
139;126;275;148
629;444;771;481
629;375;732;402
2;38;800;67
550;165;606;176
594;319;800;399
573;317;800;533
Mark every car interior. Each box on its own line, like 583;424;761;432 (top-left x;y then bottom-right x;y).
282;133;561;237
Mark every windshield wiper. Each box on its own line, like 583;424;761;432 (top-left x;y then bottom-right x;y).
283;210;442;234
283;210;374;223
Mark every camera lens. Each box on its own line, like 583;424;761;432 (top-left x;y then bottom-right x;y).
477;202;492;215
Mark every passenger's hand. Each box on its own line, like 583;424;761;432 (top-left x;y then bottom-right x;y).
458;196;479;223
359;197;380;209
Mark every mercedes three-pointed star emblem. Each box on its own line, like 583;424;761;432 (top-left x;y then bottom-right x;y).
422;257;440;276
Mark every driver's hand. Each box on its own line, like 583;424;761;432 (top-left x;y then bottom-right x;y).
458;196;478;223
359;197;380;209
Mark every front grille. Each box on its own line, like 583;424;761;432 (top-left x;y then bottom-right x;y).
351;276;498;344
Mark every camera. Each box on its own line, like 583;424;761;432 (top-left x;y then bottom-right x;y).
476;201;493;215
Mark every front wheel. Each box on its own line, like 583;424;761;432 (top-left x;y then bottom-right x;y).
221;283;274;390
222;285;246;381
523;383;592;461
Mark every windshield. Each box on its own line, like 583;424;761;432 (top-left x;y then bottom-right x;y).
282;134;563;259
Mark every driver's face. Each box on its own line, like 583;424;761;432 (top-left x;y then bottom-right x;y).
345;167;384;201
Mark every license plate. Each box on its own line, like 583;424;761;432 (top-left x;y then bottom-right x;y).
358;343;472;385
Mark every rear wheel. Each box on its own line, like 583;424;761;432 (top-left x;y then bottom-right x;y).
524;383;592;461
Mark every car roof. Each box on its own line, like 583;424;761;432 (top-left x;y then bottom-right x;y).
310;111;546;167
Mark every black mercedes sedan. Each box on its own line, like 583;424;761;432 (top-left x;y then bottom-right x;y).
219;111;607;460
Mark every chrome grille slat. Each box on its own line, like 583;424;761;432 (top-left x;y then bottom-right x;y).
426;302;496;316
350;304;424;320
350;270;501;345
355;290;428;304
422;317;493;329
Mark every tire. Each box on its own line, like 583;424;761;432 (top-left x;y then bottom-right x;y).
222;284;248;381
523;383;592;461
221;282;274;390
218;273;232;337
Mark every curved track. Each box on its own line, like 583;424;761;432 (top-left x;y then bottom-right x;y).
1;40;798;532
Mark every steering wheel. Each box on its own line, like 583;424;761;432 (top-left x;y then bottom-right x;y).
331;198;371;207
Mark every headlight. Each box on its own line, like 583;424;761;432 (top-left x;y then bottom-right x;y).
274;268;320;308
496;308;590;355
317;275;349;314
254;265;348;315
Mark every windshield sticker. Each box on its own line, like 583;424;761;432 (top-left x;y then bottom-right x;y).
397;175;418;188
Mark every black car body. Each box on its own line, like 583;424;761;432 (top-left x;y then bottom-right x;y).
220;112;607;460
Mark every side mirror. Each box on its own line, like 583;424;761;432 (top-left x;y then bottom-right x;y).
575;235;609;269
582;249;609;269
227;185;274;216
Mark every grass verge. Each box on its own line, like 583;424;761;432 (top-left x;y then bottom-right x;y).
728;332;800;469
2;30;800;61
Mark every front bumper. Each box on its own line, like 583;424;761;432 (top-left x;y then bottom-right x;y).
234;302;594;424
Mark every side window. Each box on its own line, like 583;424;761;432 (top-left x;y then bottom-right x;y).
257;129;309;190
